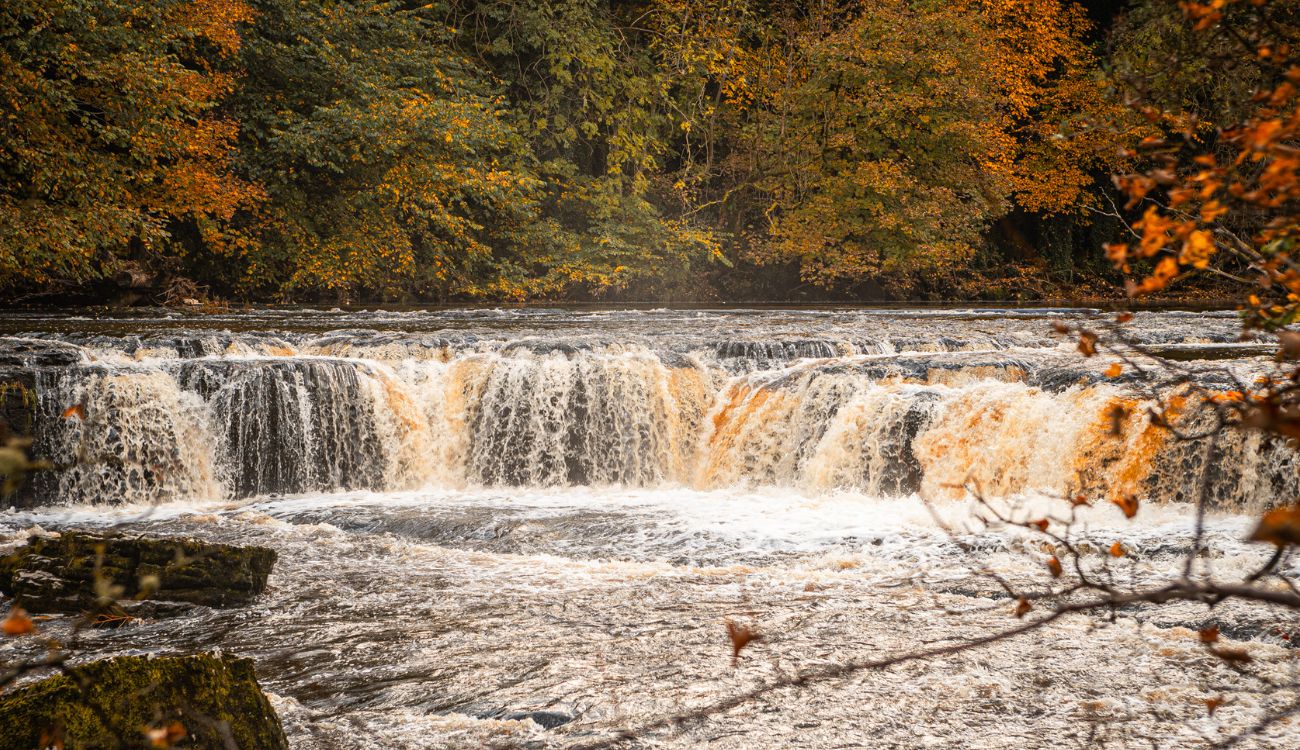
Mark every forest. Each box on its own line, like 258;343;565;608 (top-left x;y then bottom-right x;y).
1;0;1291;304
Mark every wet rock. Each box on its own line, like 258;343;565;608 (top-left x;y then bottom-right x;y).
0;653;288;749
0;532;276;613
505;710;574;729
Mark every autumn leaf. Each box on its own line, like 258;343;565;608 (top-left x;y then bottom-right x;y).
1030;519;1049;532
1115;312;1134;324
725;620;761;661
144;721;186;748
1211;646;1252;664
1014;597;1032;618
1249;505;1300;546
1112;494;1140;519
1077;331;1098;357
1280;331;1300;360
1047;557;1063;578
1109;541;1126;558
1199;625;1220;643
61;404;85;420
2;606;34;636
1204;696;1226;715
1104;362;1123;378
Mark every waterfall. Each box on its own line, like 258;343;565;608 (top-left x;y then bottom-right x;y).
7;314;1292;510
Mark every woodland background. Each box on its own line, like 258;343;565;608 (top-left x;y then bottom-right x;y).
0;0;1282;304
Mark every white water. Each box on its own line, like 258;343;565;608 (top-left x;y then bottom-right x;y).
1;308;1296;748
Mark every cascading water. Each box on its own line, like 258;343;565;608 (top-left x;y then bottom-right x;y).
3;308;1298;750
2;308;1292;509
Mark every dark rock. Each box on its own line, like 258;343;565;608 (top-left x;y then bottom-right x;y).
0;532;276;613
505;711;573;729
0;653;288;750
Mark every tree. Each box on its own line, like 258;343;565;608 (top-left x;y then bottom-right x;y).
228;0;550;301
1106;0;1300;320
442;0;724;299
0;0;259;290
650;0;1122;291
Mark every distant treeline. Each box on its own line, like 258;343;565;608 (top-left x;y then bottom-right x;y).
0;0;1265;303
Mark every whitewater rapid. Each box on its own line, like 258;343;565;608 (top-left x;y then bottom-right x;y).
1;308;1296;749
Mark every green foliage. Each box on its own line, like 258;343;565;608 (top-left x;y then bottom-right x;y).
443;0;724;297
230;0;546;300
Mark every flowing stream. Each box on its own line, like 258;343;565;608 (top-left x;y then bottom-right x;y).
1;307;1297;748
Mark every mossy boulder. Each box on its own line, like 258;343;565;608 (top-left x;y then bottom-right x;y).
0;653;288;750
0;532;276;613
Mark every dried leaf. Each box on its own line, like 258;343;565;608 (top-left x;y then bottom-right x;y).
1014;597;1032;618
1116;312;1134;324
725;620;761;661
1211;646;1252;664
2;606;34;636
1107;403;1131;437
145;721;186;749
1113;494;1140;519
1249;505;1300;546
60;404;85;420
1047;557;1063;578
1105;363;1123;378
1078;331;1098;357
1031;519;1050;532
1109;541;1126;558
1281;331;1300;360
1204;696;1226;715
1199;625;1220;643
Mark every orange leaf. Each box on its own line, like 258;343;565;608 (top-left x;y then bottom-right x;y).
145;721;186;749
1249;505;1300;546
1204;696;1226;715
61;404;85;420
1031;519;1049;532
1113;494;1140;519
1109;541;1126;558
1078;331;1098;357
1199;625;1220;644
725;620;761;661
1014;597;1032;618
1047;557;1063;578
1105;363;1123;378
2;606;34;636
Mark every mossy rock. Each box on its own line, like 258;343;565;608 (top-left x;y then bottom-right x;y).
0;653;288;749
0;532;276;613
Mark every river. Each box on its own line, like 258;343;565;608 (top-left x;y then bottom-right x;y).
0;307;1295;748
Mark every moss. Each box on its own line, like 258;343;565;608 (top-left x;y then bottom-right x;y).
0;533;276;613
0;653;288;750
0;379;36;435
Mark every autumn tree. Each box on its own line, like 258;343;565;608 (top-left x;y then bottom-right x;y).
647;0;1122;292
0;0;260;292
224;0;556;301
1106;0;1299;319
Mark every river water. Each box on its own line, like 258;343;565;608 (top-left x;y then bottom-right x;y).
1;307;1297;748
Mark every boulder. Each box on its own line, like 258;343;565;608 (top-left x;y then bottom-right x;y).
0;532;276;613
0;653;288;750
